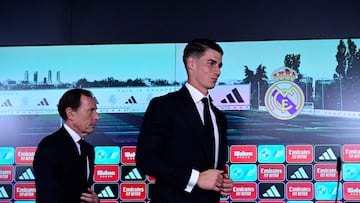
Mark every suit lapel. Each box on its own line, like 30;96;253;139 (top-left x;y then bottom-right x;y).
177;87;215;166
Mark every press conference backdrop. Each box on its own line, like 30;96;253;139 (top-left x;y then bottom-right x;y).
1;38;360;202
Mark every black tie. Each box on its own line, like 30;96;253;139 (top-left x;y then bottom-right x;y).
202;97;214;137
78;139;88;183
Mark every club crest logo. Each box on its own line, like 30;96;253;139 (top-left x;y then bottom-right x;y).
265;67;304;120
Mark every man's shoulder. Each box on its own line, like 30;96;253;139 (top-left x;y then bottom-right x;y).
38;128;67;145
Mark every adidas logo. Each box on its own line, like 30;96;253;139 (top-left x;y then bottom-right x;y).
125;96;137;104
1;99;12;107
290;167;309;179
0;186;10;198
98;186;116;198
318;148;337;161
220;88;244;103
262;185;281;198
124;168;142;180
37;98;49;106
17;167;35;181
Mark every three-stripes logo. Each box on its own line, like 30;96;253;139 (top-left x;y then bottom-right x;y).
125;96;137;104
286;165;312;181
220;88;244;104
259;183;284;199
94;183;119;200
121;165;145;181
16;166;35;181
37;98;49;106
315;145;340;162
1;99;12;107
0;184;12;199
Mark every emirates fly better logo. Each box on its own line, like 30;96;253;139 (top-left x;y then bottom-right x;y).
265;66;305;120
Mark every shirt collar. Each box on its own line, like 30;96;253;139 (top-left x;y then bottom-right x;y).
63;123;82;143
185;82;209;104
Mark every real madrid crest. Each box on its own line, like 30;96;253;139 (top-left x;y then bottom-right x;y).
265;67;305;120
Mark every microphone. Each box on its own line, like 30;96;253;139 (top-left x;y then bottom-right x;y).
336;156;342;173
335;156;342;203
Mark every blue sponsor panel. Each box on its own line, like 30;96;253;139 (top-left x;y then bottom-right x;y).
258;182;285;199
15;201;36;203
0;184;12;200
229;164;257;181
314;182;342;200
288;201;313;203
343;163;360;181
0;147;14;165
258;145;285;163
95;146;120;165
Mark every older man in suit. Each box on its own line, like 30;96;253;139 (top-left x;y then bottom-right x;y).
33;88;100;203
136;38;233;203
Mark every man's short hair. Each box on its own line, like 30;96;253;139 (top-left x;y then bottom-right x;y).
57;88;94;120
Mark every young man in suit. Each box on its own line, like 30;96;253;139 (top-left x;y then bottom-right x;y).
136;38;233;203
33;88;100;203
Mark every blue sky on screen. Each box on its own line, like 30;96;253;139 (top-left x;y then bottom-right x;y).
0;38;359;84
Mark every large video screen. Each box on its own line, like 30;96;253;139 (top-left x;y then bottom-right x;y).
1;38;360;202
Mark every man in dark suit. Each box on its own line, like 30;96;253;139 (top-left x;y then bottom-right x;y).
33;88;100;203
136;38;233;203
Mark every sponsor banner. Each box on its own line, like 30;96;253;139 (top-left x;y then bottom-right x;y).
94;183;119;200
343;182;360;200
288;202;313;203
15;147;36;165
258;164;285;181
120;183;146;201
258;183;285;200
258;145;285;163
0;85;249;115
314;145;341;163
343;163;360;181
95;146;120;165
147;175;155;182
286;182;313;200
286;164;313;181
230;182;257;200
259;201;285;203
121;146;136;165
119;202;145;203
230;164;257;181
314;164;339;181
14;183;36;200
15;165;35;182
14;201;35;203
0;184;12;200
286;145;313;163
121;165;145;182
0;166;13;182
208;85;250;110
230;145;257;163
100;201;119;203
314;182;342;200
94;165;119;182
0;147;14;165
343;144;360;162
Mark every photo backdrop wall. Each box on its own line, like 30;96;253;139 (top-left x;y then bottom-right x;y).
1;38;360;202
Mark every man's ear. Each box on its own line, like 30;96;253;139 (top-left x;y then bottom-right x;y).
65;107;74;120
187;57;195;72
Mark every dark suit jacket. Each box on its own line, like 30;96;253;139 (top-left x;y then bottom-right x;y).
136;86;228;203
33;127;95;203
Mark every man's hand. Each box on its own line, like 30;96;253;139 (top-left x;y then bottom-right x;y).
220;173;233;197
80;188;99;203
196;169;224;192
